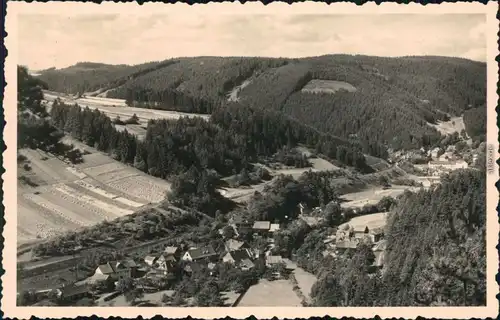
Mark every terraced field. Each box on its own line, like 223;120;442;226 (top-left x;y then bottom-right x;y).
17;146;171;244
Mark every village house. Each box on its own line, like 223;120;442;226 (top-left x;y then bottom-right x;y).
353;226;370;239
144;255;158;266
222;248;254;267
182;245;218;263
228;216;252;236
265;255;284;267
163;246;180;259
155;255;178;278
335;239;359;254
225;239;250;252
93;259;138;281
428;159;468;171
252;221;271;235
54;283;90;302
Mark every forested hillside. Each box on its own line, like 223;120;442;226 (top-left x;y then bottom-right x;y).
309;168;486;307
36;55;486;154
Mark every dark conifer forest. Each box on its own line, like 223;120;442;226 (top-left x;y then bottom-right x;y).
38;55;486;155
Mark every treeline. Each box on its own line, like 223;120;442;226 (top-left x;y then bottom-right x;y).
308;169;486;307
37;55;485;155
463;106;486;142
36;60;178;95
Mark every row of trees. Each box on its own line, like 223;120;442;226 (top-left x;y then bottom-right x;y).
50;98;369;183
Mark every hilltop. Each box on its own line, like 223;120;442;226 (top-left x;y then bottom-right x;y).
36;55;486;157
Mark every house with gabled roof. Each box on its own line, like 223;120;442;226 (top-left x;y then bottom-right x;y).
164;246;180;258
252;221;271;235
144;255;158;266
182;245;217;263
94;259;137;280
222;248;253;265
55;283;90;302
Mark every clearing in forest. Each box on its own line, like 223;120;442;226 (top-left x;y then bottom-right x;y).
301;79;357;94
428;116;466;135
338;211;390;231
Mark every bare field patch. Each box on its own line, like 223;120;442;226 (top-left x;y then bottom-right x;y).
302;79;357;94
92;169;140;184
18;195;80;240
108;175;171;203
340;186;417;209
428;116;466;135
20;149;80;184
53;184;133;218
309;158;340;171
72;180;144;208
238;279;302;306
339;211;390;231
77;153;116;169
81;162;126;177
23;193;91;227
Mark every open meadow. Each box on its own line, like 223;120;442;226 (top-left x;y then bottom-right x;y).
237;279;302;307
339;185;418;209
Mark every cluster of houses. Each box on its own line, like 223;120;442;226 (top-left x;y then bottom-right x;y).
322;224;387;269
44;217;290;305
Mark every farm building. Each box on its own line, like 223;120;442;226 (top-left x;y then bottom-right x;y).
252;221;271;235
94;259;138;280
428;160;468;171
182;245;217;262
55;283;90;302
269;223;280;233
265;255;284;267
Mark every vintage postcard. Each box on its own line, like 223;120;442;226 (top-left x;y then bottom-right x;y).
3;1;499;319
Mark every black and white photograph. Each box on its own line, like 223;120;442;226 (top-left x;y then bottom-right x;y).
3;1;499;319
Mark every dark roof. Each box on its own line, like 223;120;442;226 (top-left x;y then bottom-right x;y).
188;245;217;260
227;249;252;263
253;221;271;230
184;262;204;273
58;284;89;297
